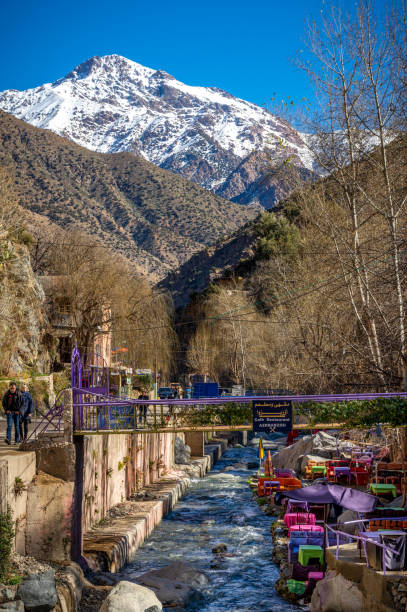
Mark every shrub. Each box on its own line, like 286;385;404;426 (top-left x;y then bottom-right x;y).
13;477;26;497
0;507;14;582
53;370;71;396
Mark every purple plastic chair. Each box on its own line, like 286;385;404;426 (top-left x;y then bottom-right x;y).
287;500;309;513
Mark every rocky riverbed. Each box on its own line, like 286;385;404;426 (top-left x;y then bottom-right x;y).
89;444;300;611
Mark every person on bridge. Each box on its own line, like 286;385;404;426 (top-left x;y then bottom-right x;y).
2;382;23;445
138;391;149;425
19;383;33;442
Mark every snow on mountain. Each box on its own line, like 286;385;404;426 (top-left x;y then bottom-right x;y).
0;55;314;205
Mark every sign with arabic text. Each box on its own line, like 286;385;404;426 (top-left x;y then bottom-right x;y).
252;399;292;434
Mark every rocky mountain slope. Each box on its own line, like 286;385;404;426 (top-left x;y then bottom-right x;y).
0;54;315;208
0;239;51;375
0;111;257;279
158;223;257;308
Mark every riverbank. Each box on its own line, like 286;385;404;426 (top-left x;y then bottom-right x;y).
82;439;227;573
109;445;300;611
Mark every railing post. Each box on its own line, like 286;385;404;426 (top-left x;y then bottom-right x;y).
63;389;73;442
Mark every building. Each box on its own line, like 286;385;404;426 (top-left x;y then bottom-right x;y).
39;276;111;367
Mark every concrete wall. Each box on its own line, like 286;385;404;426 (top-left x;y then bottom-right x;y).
26;473;74;561
185;432;205;456
320;543;407;612
81;432;176;533
0;448;36;555
0;429;176;563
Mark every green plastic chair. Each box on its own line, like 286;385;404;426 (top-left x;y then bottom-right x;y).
298;544;324;566
287;579;307;595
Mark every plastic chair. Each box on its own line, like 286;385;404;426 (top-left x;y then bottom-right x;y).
308;571;324;581
298;545;324;567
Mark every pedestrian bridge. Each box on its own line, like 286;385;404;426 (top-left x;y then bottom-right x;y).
27;346;407;441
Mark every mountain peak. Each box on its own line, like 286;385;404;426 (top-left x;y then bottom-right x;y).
62;54;155;83
0;55;314;207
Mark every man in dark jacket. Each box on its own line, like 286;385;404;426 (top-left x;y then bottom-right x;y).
19;384;33;442
2;382;23;445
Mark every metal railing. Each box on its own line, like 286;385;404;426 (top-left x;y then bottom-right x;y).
26;390;66;441
325;522;403;575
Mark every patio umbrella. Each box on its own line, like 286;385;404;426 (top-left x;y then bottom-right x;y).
275;482;377;513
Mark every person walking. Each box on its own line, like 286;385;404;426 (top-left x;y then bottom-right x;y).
2;382;23;445
19;384;33;442
138;391;149;425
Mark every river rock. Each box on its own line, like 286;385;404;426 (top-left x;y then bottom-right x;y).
223;463;246;471
311;570;363;612
247;461;259;469
0;588;17;604
272;432;348;473
175;462;202;478
174;437;191;464
99;581;162;612
212;543;227;554
136;562;208;608
17;570;58;611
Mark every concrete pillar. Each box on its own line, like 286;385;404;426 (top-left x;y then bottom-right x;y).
241;431;248;446
185;432;205;457
71;436;84;562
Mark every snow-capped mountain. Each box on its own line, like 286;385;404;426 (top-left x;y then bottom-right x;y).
0;55;314;207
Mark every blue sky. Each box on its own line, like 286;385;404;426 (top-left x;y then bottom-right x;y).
2;0;357;108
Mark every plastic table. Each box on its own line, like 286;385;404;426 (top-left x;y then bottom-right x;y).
298;545;324;567
334;466;351;474
334;466;351;483
289;524;324;536
311;465;327;476
263;480;280;494
284;513;316;528
370;483;397;498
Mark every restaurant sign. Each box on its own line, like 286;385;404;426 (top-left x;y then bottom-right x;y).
252;399;292;434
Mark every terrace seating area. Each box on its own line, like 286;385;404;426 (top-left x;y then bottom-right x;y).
254;439;407;603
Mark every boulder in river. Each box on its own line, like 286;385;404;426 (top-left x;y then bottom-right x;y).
99;581;162;612
174;437;191;464
136;562;208;608
212;543;227;554
223;463;246;471
247;461;259;469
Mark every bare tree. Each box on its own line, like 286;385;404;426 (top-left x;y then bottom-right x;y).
293;0;407;387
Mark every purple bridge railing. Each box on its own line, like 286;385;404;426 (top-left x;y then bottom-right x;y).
26;346;407;438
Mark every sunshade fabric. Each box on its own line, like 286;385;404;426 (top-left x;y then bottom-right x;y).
275;482;377;512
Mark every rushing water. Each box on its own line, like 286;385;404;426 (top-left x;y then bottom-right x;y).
117;446;300;611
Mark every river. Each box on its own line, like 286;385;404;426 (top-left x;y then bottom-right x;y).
117;445;301;611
